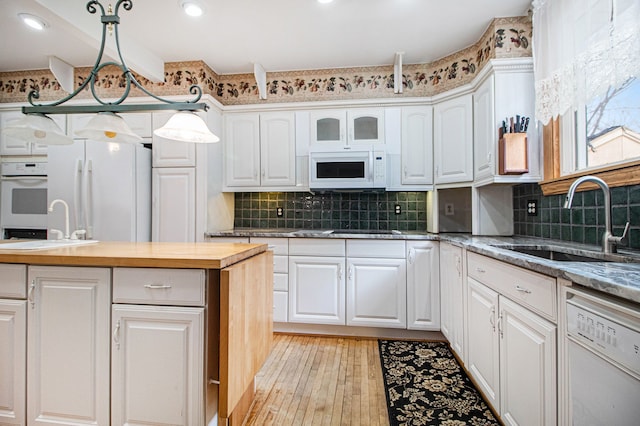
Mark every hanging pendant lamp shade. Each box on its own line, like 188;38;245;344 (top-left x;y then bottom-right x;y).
75;112;143;144
2;113;73;145
153;111;220;143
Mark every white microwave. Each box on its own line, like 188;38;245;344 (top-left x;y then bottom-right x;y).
309;150;386;190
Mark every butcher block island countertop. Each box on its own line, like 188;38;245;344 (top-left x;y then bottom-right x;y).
0;241;274;426
0;240;268;269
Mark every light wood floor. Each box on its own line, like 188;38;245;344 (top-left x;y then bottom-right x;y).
243;334;390;426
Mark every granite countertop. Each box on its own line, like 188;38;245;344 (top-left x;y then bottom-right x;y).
206;228;640;304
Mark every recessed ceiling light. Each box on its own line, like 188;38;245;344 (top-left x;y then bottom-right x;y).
18;13;48;31
181;1;204;17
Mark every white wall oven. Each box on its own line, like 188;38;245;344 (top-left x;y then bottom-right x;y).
1;160;48;239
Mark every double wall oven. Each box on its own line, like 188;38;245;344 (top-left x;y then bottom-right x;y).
0;160;48;239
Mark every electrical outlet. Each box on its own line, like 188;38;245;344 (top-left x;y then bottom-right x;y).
394;204;401;215
527;200;538;216
276;207;284;217
444;203;455;216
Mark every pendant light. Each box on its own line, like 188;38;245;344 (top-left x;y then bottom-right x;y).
75;112;143;143
154;111;219;143
8;0;218;144
2;113;72;145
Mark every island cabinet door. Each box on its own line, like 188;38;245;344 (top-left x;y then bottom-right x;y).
0;299;26;426
111;304;205;426
26;266;111;426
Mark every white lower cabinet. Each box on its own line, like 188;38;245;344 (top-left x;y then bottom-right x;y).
111;268;206;426
27;266;111;426
439;242;465;359
250;237;289;322
406;241;440;330
0;299;26;426
289;255;346;325
288;239;346;325
111;305;204;426
346;240;406;328
466;253;557;426
0;264;26;426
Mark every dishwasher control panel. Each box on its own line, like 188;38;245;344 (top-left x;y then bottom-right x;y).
567;296;640;376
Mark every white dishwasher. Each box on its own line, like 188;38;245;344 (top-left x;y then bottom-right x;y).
565;287;640;426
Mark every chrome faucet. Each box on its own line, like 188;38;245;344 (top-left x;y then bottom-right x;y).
564;176;629;254
48;199;70;240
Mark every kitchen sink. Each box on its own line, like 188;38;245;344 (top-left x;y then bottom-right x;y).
0;239;99;250
500;246;639;263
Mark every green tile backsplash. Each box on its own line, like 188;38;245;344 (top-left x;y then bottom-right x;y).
513;183;640;250
234;192;427;231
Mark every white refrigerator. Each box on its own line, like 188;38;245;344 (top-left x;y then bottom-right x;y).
47;140;151;242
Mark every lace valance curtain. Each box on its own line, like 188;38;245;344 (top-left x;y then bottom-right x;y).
533;0;640;125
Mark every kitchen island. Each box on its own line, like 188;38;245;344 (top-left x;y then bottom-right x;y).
0;241;274;426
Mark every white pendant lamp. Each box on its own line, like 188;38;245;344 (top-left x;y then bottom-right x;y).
2;113;72;145
75;112;143;144
153;111;220;143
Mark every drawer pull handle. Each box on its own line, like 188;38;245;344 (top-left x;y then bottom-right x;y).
144;284;172;290
476;267;486;273
515;285;531;294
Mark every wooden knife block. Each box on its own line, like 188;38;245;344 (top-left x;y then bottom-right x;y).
499;133;528;175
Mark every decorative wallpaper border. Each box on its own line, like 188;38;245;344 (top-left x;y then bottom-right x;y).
0;17;531;106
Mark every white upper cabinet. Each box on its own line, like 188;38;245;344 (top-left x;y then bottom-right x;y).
474;75;495;182
152;112;197;167
0;110;66;155
473;59;540;186
401;106;433;186
224;113;261;187
260;112;296;187
224;112;296;190
310;108;384;147
433;93;473;184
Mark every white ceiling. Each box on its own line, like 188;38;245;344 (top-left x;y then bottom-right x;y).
0;0;531;79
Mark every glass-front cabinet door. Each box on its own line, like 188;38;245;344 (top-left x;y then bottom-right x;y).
348;108;384;144
310;108;384;147
310;110;347;146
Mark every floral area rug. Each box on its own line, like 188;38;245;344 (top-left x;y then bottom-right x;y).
378;340;500;426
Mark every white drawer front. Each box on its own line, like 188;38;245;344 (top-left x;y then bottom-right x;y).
0;264;26;299
347;239;406;258
251;237;289;255
273;291;288;322
467;252;557;321
273;255;289;274
113;268;206;306
289;238;346;256
274;273;288;291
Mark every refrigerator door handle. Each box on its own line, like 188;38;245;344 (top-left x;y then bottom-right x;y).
74;159;83;232
84;159;94;239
